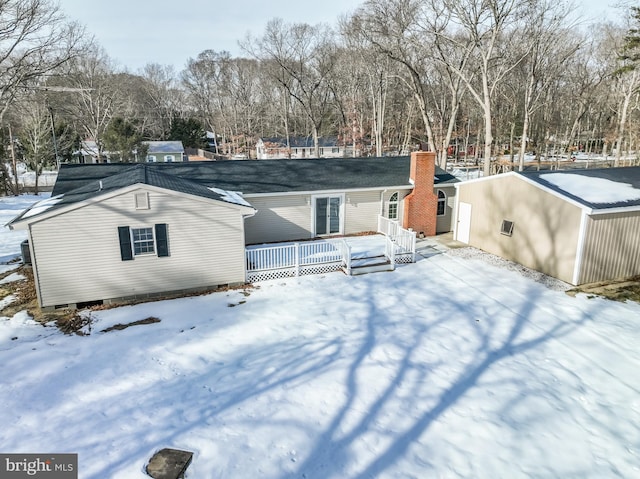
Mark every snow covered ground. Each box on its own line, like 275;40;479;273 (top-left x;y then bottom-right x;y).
1;195;640;478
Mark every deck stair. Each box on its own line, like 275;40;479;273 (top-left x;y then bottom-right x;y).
346;255;394;275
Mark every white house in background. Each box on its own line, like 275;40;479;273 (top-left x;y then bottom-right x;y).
8;152;458;308
75;140;111;164
454;167;640;285
145;141;185;162
256;137;349;159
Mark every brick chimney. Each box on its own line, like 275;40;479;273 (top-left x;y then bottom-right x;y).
402;151;438;237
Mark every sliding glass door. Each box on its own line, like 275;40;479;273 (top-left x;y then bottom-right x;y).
315;196;342;235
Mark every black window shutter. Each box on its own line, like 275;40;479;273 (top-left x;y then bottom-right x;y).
155;223;169;257
118;226;133;261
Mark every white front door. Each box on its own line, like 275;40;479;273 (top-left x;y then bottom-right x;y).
456;202;472;244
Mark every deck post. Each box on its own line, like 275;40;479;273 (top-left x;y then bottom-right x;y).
294;243;300;276
342;239;352;275
411;231;417;263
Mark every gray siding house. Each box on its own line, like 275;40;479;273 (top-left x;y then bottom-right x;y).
454;167;640;285
145;141;185;162
9;153;458;308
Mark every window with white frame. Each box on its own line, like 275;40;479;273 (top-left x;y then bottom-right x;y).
118;224;169;261
164;155;175;162
388;192;399;220
437;190;446;216
146;155;156;162
132;227;155;255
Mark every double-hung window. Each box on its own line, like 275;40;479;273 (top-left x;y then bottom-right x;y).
118;224;169;260
132;227;155;255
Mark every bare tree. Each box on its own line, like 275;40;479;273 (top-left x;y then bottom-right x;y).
63;46;123;161
515;0;580;170
348;0;468;167
0;0;85;123
15;96;53;193
182;50;233;154
437;0;533;175
140;63;186;139
243;19;339;157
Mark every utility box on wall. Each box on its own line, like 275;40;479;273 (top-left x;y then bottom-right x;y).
20;239;31;265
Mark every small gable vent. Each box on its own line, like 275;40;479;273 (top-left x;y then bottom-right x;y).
135;192;149;210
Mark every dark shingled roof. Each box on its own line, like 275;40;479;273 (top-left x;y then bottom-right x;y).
52;156;456;197
519;166;640;209
10;164;249;224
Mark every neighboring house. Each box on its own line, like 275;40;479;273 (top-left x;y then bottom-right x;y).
75;140;111;164
9;152;457;308
145;141;185;163
256;137;349;159
454;167;640;285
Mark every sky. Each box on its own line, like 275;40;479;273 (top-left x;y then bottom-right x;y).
56;0;621;72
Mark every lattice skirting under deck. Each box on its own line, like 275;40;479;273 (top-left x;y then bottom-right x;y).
247;262;343;283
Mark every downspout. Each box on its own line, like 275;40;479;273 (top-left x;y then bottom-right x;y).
379;189;387;217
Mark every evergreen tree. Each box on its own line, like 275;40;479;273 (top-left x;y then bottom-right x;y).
103;117;145;161
168;118;206;149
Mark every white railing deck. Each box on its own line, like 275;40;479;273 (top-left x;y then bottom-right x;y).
246;220;417;282
377;216;417;263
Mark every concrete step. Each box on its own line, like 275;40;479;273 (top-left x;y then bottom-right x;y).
347;259;394;276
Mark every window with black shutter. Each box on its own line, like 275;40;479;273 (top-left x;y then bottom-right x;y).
118;226;133;261
118;224;170;260
155;224;169;257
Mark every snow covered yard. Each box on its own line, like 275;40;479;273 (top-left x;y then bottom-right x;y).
1;195;640;478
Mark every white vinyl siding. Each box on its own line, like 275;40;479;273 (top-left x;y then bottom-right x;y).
244;189;412;244
344;191;388;234
244;195;311;244
435;185;456;233
28;187;248;307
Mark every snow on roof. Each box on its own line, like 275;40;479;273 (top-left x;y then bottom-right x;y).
145;141;184;154
20;195;63;219
208;187;252;207
539;173;640;205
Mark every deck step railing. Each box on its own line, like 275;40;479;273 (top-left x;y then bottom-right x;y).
378;215;417;263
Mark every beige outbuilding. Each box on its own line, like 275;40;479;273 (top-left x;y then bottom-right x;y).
454;167;640;285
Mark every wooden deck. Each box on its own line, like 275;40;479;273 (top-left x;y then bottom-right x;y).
246;223;416;283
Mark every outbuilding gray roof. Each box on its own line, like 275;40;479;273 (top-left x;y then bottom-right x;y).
53;156;456;197
519;167;640;210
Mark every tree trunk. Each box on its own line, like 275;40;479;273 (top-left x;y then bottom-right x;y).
519;110;531;172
